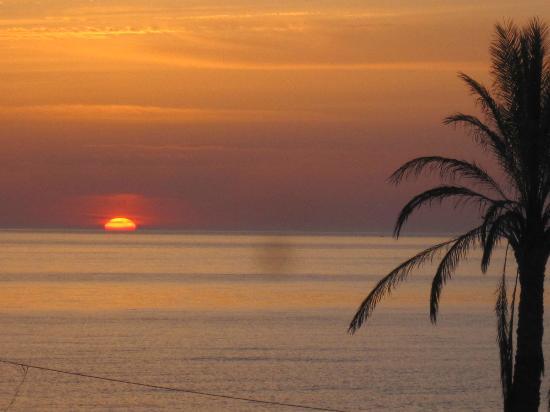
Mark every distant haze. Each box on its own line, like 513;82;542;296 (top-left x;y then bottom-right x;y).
1;1;548;231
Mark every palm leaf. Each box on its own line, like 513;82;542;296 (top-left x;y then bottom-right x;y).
496;269;512;410
389;156;508;199
430;226;484;323
491;21;522;109
481;211;516;272
348;239;454;334
394;186;496;237
444;114;508;158
457;72;510;140
496;244;516;412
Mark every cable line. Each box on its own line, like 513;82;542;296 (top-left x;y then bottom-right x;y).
0;358;348;412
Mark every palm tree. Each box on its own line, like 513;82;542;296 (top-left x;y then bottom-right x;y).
349;19;550;412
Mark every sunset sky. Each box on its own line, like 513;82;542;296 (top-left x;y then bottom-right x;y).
1;0;549;231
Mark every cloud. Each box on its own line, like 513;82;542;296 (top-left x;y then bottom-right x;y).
0;26;177;39
0;1;497;71
0;104;341;123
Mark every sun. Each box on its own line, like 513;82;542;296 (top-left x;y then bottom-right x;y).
104;217;137;231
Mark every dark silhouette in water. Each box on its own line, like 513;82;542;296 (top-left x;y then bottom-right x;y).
349;19;550;412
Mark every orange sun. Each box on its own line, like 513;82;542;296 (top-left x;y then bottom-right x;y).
104;217;137;231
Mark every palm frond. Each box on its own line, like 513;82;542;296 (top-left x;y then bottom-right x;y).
520;18;545;116
482;200;516;232
540;66;550;141
444;113;508;158
509;268;519;364
481;213;509;273
443;113;521;190
543;206;550;251
394;186;497;237
389;156;508;199
479;200;522;269
430;226;484;323
496;269;513;410
482;235;502;274
457;72;510;139
348;239;454;334
491;21;522;109
496;244;515;411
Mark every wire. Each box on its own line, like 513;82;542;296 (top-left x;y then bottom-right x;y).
4;365;28;412
0;358;348;412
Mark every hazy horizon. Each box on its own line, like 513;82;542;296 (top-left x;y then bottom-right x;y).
0;225;479;236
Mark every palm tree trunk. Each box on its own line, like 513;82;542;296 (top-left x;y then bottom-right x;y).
510;246;546;412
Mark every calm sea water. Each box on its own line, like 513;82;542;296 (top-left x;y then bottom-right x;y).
0;230;547;411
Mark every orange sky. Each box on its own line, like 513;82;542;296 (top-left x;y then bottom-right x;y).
1;1;549;231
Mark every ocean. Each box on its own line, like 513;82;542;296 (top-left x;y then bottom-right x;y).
0;230;546;411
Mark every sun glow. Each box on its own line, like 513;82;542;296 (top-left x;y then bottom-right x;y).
104;217;137;231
